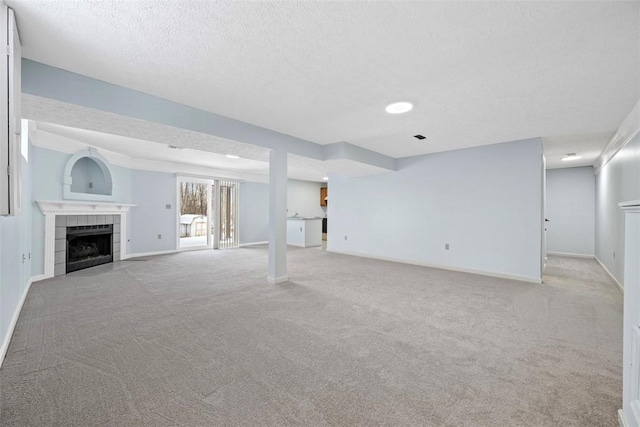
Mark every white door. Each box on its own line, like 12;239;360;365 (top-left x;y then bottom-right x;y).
621;205;640;427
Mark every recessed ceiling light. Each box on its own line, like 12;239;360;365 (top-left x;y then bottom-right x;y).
561;153;582;161
322;177;329;181
226;154;240;159
385;101;413;114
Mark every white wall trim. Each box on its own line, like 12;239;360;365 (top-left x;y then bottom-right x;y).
239;241;268;247
0;275;38;367
267;275;289;284
619;409;629;427
286;242;308;248
177;245;212;253
595;255;624;294
595;99;640;174
125;249;178;259
547;251;595;259
327;249;542;284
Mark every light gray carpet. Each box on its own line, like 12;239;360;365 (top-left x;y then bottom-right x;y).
0;247;623;426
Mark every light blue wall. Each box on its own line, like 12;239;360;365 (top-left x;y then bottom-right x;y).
30;145;132;275
287;179;326;219
1;150;33;358
31;145;132;202
595;133;640;286
70;157;111;195
328;138;544;282
546;167;595;256
238;180;327;245
0;215;22;354
129;170;176;254
239;182;269;244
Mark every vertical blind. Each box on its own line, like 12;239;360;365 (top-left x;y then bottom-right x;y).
218;180;239;249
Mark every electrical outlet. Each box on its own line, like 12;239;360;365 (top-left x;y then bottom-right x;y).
613;251;616;259
165;204;171;209
158;234;162;239
88;182;93;189
344;235;348;241
445;243;450;250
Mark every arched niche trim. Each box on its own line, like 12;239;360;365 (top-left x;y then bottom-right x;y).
63;147;115;201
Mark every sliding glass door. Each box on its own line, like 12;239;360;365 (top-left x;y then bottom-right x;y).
219;180;239;249
179;180;211;249
177;176;239;250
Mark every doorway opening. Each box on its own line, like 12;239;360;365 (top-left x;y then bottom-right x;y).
179;181;210;249
177;177;239;250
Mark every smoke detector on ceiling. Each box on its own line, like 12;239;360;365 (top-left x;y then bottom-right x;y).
561;153;582;161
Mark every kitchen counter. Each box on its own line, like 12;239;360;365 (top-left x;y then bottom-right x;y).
287;217;322;247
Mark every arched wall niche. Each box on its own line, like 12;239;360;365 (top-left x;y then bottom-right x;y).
63;148;115;201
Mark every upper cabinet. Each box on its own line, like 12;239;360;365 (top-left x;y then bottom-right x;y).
320;187;328;206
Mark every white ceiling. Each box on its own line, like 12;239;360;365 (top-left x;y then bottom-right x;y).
8;1;640;170
543;132;615;170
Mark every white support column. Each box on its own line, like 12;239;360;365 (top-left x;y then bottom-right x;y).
43;213;56;278
268;149;288;283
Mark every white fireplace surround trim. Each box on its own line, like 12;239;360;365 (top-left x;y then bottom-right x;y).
37;200;136;278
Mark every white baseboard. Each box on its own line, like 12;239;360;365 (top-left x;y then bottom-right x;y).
287;243;323;248
267;275;288;284
594;256;624;294
31;274;46;283
547;251;595;259
239;241;268;247
327;249;542;284
618;409;629;427
0;275;37;367
286;242;306;248
124;249;178;259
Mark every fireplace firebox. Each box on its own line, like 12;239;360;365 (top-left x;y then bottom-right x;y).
66;224;113;273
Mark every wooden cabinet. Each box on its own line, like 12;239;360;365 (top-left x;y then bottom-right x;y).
320;187;328;206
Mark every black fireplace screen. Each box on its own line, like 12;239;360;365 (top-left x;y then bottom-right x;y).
66;224;113;273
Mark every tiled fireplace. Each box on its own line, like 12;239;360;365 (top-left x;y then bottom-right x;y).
37;200;135;279
54;215;120;276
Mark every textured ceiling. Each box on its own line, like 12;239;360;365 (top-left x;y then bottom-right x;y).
543;133;614;170
8;1;640;164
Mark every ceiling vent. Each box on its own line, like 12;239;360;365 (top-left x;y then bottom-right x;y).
413;134;426;140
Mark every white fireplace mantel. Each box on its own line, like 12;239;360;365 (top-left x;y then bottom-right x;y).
37;200;136;279
37;200;136;215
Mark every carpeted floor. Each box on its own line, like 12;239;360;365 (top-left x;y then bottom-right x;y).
0;246;623;426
